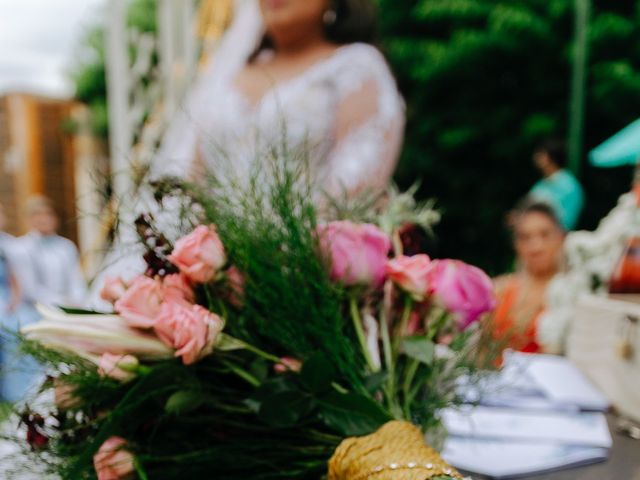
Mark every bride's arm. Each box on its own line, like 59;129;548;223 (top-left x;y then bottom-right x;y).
325;77;405;199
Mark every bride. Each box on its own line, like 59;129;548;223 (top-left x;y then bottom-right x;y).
92;0;405;304
157;0;405;198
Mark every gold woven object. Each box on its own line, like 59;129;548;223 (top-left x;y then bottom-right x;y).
328;421;462;480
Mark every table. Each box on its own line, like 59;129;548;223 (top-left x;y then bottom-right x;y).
461;416;640;480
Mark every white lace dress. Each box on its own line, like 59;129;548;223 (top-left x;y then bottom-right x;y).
92;6;404;305
156;42;405;198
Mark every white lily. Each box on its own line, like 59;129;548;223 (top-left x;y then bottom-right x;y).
22;305;173;361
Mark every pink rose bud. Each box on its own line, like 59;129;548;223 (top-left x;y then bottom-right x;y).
114;276;163;329
100;277;128;304
162;273;195;303
154;301;224;365
98;353;139;383
226;266;245;308
168;225;226;284
385;254;432;301
93;436;135;480
274;357;303;374
317;221;391;288
54;379;79;410
428;259;496;330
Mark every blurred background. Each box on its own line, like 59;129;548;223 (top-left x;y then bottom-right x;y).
1;0;639;277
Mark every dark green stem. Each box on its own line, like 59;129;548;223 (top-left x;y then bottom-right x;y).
221;360;260;387
349;296;378;372
402;359;420;418
393;295;414;353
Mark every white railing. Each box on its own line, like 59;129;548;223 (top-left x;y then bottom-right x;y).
105;0;199;200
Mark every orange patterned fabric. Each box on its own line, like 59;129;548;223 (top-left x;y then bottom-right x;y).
492;278;541;353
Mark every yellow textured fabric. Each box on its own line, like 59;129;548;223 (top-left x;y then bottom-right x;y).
328;421;462;480
196;0;234;41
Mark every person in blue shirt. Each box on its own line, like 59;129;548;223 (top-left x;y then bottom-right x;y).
0;202;40;403
529;140;585;231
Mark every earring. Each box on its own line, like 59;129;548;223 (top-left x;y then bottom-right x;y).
323;9;337;26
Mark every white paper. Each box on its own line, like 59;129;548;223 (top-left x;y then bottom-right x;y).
441;407;613;448
442;437;609;479
524;353;610;411
460;352;609;412
445;354;613;478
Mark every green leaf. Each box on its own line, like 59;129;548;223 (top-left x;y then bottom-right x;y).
449;331;471;352
59;307;105;315
251;377;295;402
318;391;391;436
216;334;248;352
364;371;388;394
134;458;150;480
258;391;314;427
243;368;281;412
402;336;435;365
300;353;336;393
249;358;269;382
165;391;204;415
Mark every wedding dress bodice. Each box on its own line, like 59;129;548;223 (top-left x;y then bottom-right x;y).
92;10;405;306
158;42;405;198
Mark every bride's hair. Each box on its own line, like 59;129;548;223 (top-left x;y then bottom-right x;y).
251;0;377;60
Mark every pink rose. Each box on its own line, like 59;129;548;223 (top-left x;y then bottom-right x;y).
114;276;163;329
169;225;226;283
317;221;391;287
162;274;194;303
98;354;139;383
385;254;432;301
154;301;224;365
428;259;496;330
93;436;135;480
274;357;303;374
100;277;128;304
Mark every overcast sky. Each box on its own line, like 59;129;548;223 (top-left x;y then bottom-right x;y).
0;0;104;97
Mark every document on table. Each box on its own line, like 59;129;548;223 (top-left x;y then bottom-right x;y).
458;352;609;412
524;354;609;411
442;407;612;448
442;437;609;479
443;353;613;478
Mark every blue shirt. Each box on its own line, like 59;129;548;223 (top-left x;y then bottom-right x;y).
530;169;585;230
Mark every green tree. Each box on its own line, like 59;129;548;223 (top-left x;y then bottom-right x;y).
379;0;640;273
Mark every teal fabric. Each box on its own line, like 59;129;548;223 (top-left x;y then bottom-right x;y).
529;169;584;230
589;118;640;167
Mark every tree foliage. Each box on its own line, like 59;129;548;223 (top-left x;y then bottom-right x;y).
379;0;640;273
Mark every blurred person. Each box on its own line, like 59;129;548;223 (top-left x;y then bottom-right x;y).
492;202;566;353
18;196;87;307
0;202;39;402
529;139;584;230
98;0;406;295
157;0;404;198
0;203;21;314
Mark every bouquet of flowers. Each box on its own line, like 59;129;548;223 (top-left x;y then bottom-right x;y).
17;160;496;480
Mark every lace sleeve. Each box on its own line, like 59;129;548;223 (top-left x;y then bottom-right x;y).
324;45;405;198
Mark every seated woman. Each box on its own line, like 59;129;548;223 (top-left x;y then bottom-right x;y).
492;202;566;353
